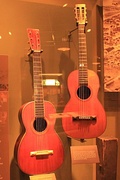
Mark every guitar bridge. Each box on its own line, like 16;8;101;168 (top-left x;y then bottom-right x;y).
72;116;96;121
30;150;53;157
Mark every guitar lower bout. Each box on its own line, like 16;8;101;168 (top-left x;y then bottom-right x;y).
14;101;64;175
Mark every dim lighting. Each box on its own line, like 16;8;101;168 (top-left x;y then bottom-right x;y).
63;3;68;7
43;79;60;86
9;32;12;35
57;47;70;51
42;73;62;76
87;29;91;32
52;34;55;41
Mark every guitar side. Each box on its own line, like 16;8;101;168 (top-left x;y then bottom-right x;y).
14;101;64;175
62;69;107;139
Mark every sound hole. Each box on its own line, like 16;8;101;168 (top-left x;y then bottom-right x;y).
77;85;91;100
33;117;47;132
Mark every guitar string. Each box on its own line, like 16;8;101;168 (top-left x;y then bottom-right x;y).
79;24;86;122
82;24;85;120
79;24;81;121
33;52;39;172
82;23;87;120
79;24;83;121
82;24;84;122
34;52;45;172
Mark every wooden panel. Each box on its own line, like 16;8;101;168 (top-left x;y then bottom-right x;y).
96;137;118;180
0;55;9;180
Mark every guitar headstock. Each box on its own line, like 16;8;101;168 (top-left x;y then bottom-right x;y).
27;28;41;52
74;4;87;25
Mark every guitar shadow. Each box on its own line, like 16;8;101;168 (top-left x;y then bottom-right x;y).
54;52;75;180
58;52;75;108
10;158;29;180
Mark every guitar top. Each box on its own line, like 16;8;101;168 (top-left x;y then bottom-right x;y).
14;29;64;175
62;4;106;139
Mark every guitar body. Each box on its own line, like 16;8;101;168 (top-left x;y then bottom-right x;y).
62;69;106;139
14;101;64;175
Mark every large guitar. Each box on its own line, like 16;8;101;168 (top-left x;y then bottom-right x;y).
14;29;64;175
62;4;106;139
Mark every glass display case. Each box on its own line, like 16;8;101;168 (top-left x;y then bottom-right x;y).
0;0;119;180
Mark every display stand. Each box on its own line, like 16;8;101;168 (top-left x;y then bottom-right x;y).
29;173;56;180
96;137;118;180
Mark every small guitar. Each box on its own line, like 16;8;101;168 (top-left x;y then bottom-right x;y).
14;28;64;175
62;4;106;139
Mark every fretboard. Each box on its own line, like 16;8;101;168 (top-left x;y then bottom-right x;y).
78;24;88;86
33;52;44;118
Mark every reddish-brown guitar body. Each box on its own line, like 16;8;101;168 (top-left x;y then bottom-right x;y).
15;100;64;175
62;69;106;139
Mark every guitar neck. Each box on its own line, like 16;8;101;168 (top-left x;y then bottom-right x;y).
33;52;44;118
78;24;88;86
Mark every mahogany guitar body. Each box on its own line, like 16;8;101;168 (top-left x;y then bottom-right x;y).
15;101;64;175
62;69;106;139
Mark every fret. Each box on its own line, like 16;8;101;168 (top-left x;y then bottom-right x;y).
79;72;88;75
35;101;43;104
79;80;88;83
34;85;42;88
34;99;43;102
79;54;87;56
35;108;44;111
35;106;44;109
34;95;43;98
34;81;42;85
